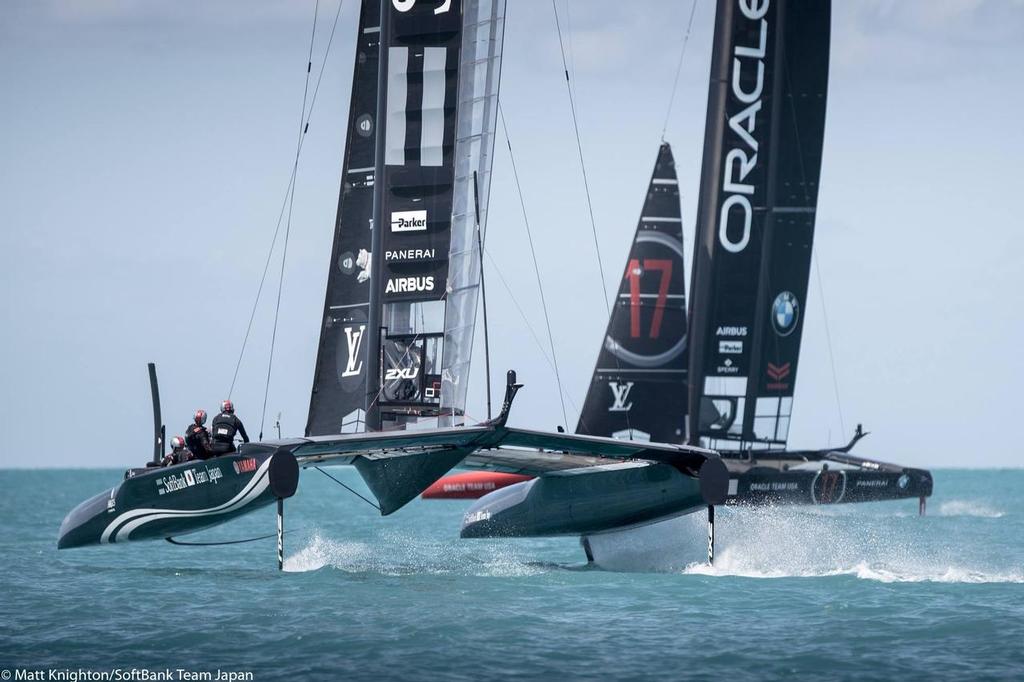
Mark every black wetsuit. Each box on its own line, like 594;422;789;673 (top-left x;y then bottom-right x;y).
162;448;194;467
210;412;249;456
185;424;213;460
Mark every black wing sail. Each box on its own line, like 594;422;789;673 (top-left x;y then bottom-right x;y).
372;0;506;430
687;0;831;449
576;143;688;443
308;0;506;434
306;0;381;437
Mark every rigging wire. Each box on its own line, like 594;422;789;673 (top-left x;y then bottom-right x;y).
482;247;582;420
550;1;639;438
228;0;345;402
499;105;569;430
259;0;322;440
166;528;305;547
813;252;846;437
780;46;847;439
550;0;611;315
315;466;381;511
564;0;576;98
660;0;699;142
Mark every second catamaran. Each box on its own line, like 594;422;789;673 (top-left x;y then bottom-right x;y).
437;0;932;512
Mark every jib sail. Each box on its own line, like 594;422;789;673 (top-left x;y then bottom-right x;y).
307;0;505;435
576;143;688;443
687;0;831;449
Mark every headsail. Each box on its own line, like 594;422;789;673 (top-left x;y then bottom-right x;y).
576;143;688;443
687;0;831;449
307;0;506;435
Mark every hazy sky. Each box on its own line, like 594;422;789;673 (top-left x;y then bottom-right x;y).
2;0;1022;469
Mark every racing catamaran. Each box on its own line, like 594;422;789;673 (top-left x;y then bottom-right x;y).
58;0;728;567
684;0;931;508
435;0;933;512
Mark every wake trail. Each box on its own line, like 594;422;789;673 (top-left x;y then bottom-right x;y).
283;530;550;577
588;506;1021;583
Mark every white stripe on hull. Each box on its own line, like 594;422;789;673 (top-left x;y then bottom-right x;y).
101;458;274;544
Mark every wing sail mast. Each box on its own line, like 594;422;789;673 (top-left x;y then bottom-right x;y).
687;0;831;449
306;0;382;437
576;143;689;443
307;0;506;435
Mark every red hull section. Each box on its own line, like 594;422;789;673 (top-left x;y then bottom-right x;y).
422;472;533;500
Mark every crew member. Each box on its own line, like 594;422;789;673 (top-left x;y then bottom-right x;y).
210;399;249;456
184;409;213;460
161;436;193;467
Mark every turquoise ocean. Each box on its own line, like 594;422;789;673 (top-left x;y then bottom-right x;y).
2;468;1022;680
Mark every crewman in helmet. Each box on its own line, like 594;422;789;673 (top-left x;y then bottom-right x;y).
210;399;250;456
184;409;213;460
161;436;193;467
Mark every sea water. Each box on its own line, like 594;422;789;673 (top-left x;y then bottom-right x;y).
1;468;1021;680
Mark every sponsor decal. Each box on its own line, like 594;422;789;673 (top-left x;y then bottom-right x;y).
464;509;492;524
393;0;452;13
385;276;435;294
716;357;740;374
719;340;743;354
390;209;428;232
766;361;791;390
341;325;366;378
771;291;800;336
716;326;748;337
897;473;910;489
233;458;259;475
811;470;847;504
385;248;436;262
356;113;373;138
385;366;419;381
339;249;371;283
855;479;889;488
608;381;635;412
444;481;498;494
718;0;770;254
749;481;800;492
424;378;441;400
156;465;224;496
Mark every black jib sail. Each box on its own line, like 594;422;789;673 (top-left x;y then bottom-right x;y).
576;143;688;443
307;0;506;435
687;0;831;449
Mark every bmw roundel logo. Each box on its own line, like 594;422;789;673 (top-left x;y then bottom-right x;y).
771;291;800;337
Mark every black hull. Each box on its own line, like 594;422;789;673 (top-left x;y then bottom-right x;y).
725;458;932;507
58;447;298;550
460;459;726;538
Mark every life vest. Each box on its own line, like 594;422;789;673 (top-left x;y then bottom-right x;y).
211;414;239;444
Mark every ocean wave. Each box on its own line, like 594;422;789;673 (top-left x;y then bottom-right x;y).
938;500;1005;518
283;532;373;573
681;552;1024;583
283;530;546;577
